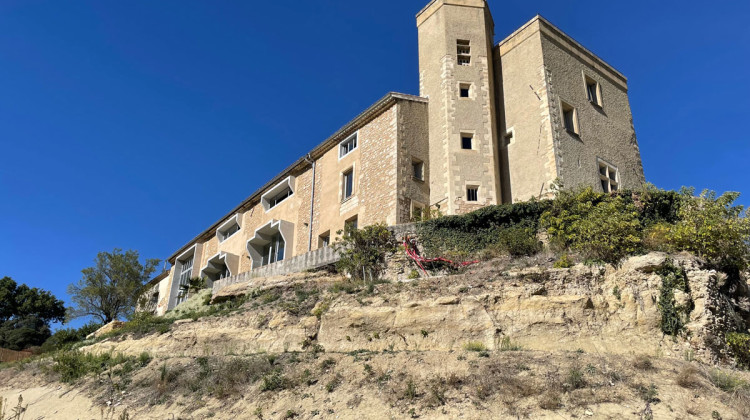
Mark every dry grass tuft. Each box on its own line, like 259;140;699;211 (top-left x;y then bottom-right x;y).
632;355;654;371
676;365;702;389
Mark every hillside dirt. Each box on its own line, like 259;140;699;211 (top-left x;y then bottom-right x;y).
1;252;749;419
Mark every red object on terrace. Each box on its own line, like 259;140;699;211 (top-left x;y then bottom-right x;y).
402;237;479;276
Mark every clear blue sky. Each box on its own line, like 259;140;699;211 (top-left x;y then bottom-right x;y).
1;0;748;327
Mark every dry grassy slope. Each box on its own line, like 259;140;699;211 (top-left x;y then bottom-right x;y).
1;252;749;420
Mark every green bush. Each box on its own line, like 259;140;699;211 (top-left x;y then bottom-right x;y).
52;350;138;383
553;254;574;268
667;189;750;274
726;332;750;369
496;222;543;257
41;321;102;353
332;223;397;281
541;188;641;266
417;201;550;258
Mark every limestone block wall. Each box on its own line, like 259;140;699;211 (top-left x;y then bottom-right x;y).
418;0;502;215
538;24;645;191
396;100;430;223
495;21;558;203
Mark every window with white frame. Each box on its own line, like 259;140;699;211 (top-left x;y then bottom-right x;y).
457;39;471;66
342;168;354;200
598;159;619;193
585;76;602;107
261;177;295;211
339;133;358;158
318;231;330;248
561;101;579;135
217;217;241;242
466;186;479;202
261;232;285;266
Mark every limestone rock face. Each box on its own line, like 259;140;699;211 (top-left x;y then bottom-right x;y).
87;321;126;339
84;253;746;366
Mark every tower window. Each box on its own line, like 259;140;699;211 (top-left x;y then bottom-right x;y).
461;133;473;150
598;159;619;193
459;83;471;98
412;159;424;181
561;101;579;135
457;39;471;66
466;186;479;202
585;76;602;107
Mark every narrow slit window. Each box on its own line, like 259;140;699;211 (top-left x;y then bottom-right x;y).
342;168;354;200
466;186;479;202
561;101;579;135
585;76;602;106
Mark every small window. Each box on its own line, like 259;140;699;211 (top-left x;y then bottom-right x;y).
457;39;471;66
218;223;240;242
339;133;358;158
598;159;619;193
466;186;479;202
585;76;602;106
412;159;424;181
342;168;354;200
345;216;358;233
459;83;470;98
411;203;425;221
461;133;473;150
561;101;579;135
318;231;330;248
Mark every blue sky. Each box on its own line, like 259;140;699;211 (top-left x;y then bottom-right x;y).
1;0;748;327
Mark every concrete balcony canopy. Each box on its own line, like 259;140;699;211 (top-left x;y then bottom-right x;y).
260;176;295;212
216;214;241;243
199;251;239;283
246;219;295;269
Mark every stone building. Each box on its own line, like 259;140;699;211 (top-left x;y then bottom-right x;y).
143;0;644;315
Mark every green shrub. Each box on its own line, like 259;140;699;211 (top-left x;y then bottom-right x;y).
259;369;287;392
464;341;487;352
41;321;102;352
52;350;138;383
332;223;397;281
667;189;750;275
417;201;550;258
726;332;750;369
553;254;574;268
499;336;521;351
496;222;543;257
542;189;641;266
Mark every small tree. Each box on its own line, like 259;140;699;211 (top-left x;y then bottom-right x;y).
0;277;66;350
332;223;397;281
68;249;159;324
668;189;750;275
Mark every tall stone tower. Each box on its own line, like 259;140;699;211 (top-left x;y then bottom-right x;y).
417;0;502;215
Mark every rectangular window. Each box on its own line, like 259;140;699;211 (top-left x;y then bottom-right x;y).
466;186;479;202
412;160;424;181
411;203;425;221
261;232;285;266
342;168;354;200
339;133;358;158
457;39;471;66
459;83;470;98
271;188;292;207
218;222;240;242
561;101;579;135
318;231;330;248
176;255;194;304
598;159;619;193
461;133;473;150
585;76;602;106
345;216;358;233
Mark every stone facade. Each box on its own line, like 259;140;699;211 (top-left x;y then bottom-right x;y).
143;0;645;314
